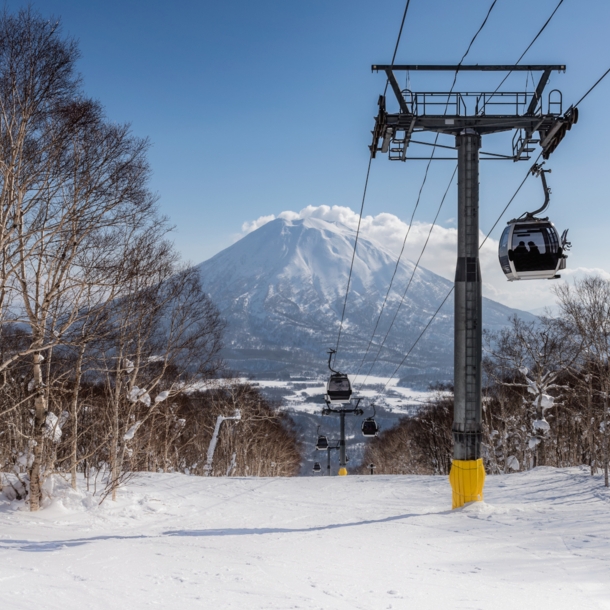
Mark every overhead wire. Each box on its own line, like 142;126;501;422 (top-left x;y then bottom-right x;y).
479;0;565;114
378;152;542;393
356;165;457;388
353;0;499;383
448;0;498;92
334;157;372;357
375;58;610;394
333;0;411;364
384;0;411;97
353;149;437;378
573;66;610;108
480;151;542;248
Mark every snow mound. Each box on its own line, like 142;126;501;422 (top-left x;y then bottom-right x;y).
41;475;99;512
0;474;99;514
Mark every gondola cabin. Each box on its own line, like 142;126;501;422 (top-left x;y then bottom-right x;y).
316;435;329;451
361;417;379;437
326;373;353;404
498;219;567;281
313;462;322;473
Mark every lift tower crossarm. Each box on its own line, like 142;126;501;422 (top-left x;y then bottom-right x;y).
384;68;410;114
374;65;564;127
370;64;573;162
371;65;566;72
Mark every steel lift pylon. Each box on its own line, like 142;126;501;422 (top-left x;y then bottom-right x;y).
369;64;575;508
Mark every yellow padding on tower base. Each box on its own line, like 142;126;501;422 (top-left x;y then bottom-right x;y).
449;459;485;509
338;467;347;476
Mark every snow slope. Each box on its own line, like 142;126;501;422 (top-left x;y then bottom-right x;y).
197;217;536;383
1;468;609;609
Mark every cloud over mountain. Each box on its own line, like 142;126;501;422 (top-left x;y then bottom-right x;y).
241;205;605;311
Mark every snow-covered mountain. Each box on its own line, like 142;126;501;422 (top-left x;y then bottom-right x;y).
196;217;535;384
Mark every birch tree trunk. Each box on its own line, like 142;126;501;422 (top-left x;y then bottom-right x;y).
70;344;86;489
29;349;47;511
603;388;610;487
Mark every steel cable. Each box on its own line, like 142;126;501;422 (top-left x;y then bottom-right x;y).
357;165;457;388
334;157;372;358
573;66;610;108
333;0;411;364
479;0;565;114
384;0;411;97
378;155;540;394
353;0;499;381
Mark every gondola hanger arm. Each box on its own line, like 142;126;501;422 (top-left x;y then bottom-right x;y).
327;348;339;374
522;162;552;219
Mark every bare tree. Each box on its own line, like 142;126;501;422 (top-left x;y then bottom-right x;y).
0;9;164;509
484;316;580;468
99;236;225;500
360;387;453;475
555;276;610;486
0;8;302;509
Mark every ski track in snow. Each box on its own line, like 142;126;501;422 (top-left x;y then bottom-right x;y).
1;468;609;609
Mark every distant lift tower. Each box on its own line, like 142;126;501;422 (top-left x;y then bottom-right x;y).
322;401;363;475
369;64;576;508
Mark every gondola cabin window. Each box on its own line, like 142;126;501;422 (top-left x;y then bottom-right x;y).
498;220;567;281
512;224;558;272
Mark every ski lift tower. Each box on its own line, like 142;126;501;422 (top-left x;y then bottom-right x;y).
322;401;363;475
369;64;576;508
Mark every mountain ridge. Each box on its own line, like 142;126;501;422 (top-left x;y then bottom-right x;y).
196;217;535;384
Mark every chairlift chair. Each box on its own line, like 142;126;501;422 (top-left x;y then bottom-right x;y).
313;462;322;473
498;164;570;281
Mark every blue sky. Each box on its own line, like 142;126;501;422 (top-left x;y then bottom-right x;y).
6;0;610;308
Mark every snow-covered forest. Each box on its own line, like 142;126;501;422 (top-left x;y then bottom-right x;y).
0;10;300;512
363;278;610;484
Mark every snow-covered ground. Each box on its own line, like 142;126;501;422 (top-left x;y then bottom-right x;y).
251;377;434;414
1;468;609;609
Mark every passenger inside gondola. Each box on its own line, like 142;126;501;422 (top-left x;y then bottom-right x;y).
512;240;529;269
514;240;528;255
527;241;542;268
527;241;541;257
